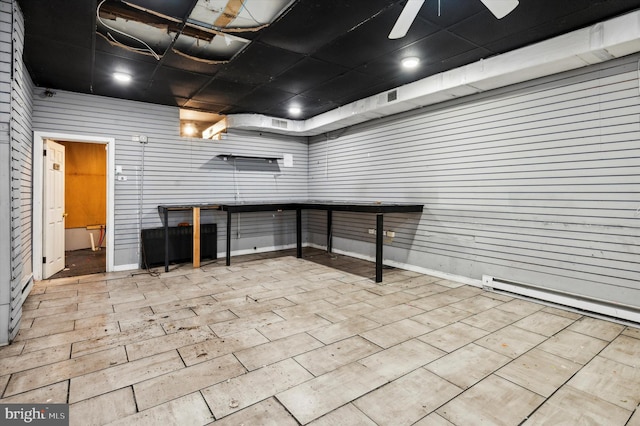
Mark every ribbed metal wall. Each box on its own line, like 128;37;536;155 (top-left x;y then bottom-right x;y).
308;54;640;310
0;0;33;345
32;90;308;267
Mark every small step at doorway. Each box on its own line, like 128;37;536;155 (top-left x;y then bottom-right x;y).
50;248;106;279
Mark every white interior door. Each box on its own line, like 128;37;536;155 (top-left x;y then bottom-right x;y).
43;139;66;278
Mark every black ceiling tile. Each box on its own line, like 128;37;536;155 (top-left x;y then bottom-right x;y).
302;70;385;103
148;67;211;99
485;1;640;55
259;0;398;54
314;4;439;69
269;58;349;94
264;94;338;119
191;78;257;105
221;42;304;79
416;0;484;28
22;38;93;91
358;30;476;82
18;0;96;49
91;51;166;103
228;86;296;113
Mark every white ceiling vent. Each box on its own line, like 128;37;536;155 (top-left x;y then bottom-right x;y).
387;90;398;102
271;118;289;129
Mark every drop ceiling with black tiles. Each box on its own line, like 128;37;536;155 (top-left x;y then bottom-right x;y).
17;0;640;134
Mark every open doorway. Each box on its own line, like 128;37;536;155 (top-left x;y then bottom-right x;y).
50;141;108;278
33;132;115;281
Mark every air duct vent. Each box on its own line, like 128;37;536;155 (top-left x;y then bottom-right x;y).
387;90;398;102
271;118;288;129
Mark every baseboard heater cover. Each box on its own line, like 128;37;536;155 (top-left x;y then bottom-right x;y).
482;275;640;325
141;224;217;267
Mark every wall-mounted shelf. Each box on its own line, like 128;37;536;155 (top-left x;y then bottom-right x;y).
217;154;282;163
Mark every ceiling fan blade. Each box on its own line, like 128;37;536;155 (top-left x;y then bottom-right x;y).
479;0;519;19
389;0;426;39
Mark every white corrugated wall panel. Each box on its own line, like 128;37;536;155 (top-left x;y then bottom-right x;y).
308;54;640;311
0;0;33;345
32;90;308;267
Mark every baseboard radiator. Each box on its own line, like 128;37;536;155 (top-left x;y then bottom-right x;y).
482;275;640;325
141;224;217;267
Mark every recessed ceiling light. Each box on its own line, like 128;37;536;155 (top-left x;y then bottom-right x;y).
401;57;420;69
113;72;132;83
289;106;302;116
183;123;197;136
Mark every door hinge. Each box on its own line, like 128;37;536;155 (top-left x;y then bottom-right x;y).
43;149;47;156
42;257;46;264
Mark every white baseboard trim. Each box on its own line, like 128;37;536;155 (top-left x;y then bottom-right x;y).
113;263;139;272
305;243;481;287
483;275;640;325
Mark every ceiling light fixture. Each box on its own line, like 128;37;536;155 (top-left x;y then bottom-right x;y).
289;106;302;116
183;123;197;136
401;57;420;69
113;72;132;83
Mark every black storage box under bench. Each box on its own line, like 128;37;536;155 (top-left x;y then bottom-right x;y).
141;224;217;268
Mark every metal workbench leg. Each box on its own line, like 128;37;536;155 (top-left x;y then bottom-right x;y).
226;210;232;266
327;209;332;253
296;208;302;258
375;213;383;283
164;208;169;273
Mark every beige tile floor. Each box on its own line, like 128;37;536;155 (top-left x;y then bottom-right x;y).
1;248;639;425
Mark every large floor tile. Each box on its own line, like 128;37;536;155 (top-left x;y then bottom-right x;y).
276;362;387;424
202;358;313;419
296;336;378;374
133;353;246;411
523;385;632;425
358;338;445;381
360;318;433;348
568;316;625;341
235;332;324;371
106;392;213;426
69;387;137;426
210;398;298;426
474;325;547;358
4;346;127;397
309;403;376;426
178;329;268;366
567;356;640;411
437;374;544;425
512;311;576;337
598;334;640;367
536;329;608;364
426;343;511;389
354;368;461;426
309;315;380;345
68;350;184;403
419;322;489;353
496;348;581;397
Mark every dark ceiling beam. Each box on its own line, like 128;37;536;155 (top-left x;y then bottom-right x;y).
100;1;217;42
214;0;245;28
